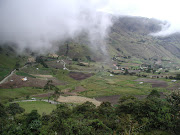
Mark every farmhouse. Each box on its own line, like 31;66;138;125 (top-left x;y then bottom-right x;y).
48;53;59;58
27;57;36;63
22;77;27;81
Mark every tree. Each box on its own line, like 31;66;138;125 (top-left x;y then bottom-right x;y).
36;56;48;68
147;90;160;99
14;61;20;69
176;74;180;80
52;89;61;103
116;96;138;115
146;68;151;73
6;103;25;116
50;104;72;133
26;110;41;134
43;80;60;102
0;103;8;134
124;69;129;75
65;43;69;56
73;101;96;119
98;102;113;117
88;119;112;134
167;91;180;134
97;102;117;130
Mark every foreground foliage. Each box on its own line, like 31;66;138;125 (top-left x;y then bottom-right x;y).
0;90;179;135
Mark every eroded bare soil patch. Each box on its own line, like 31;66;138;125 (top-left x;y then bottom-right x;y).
33;92;54;97
135;78;168;88
69;72;94;80
62;86;87;96
0;74;65;89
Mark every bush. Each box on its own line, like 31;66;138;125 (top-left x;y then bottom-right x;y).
6;103;25;115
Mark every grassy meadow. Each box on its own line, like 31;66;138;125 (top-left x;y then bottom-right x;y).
0;87;44;103
18;101;56;115
55;70;169;98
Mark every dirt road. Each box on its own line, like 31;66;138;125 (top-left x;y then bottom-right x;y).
134;78;168;88
0;65;27;85
0;69;16;84
13;99;60;104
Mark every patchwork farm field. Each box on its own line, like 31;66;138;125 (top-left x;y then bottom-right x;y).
72;73;170;98
0;67;173;104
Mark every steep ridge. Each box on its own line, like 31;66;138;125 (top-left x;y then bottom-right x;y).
56;16;180;66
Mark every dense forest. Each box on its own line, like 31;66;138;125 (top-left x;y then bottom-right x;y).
0;90;179;135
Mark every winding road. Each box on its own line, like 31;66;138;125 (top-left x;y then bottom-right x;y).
0;60;93;85
0;69;16;84
13;99;60;104
0;65;27;85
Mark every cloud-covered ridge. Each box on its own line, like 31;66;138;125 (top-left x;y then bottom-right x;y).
0;0;111;53
1;0;180;54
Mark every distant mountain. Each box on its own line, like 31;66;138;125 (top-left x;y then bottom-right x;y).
1;16;180;71
111;16;162;35
56;16;180;66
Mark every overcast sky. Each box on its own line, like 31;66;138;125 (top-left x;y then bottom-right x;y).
100;0;180;36
0;0;179;52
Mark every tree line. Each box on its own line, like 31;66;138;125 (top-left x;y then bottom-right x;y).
0;90;180;135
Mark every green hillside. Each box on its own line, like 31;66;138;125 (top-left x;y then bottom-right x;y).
55;16;180;68
0;45;26;81
109;16;180;61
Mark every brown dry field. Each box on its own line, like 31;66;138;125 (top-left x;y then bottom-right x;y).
69;72;94;80
135;78;168;88
31;74;54;79
0;74;65;89
46;61;64;69
57;96;101;106
33;92;54;97
96;95;121;105
168;83;180;90
33;86;87;97
63;86;87;96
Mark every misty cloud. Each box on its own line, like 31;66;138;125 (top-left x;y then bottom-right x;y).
1;0;180;54
101;0;180;36
0;0;111;53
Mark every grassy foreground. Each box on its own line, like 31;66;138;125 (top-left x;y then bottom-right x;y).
18;101;56;115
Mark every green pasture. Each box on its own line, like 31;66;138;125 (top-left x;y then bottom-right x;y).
18;101;56;115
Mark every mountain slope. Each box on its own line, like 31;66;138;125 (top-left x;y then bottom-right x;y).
1;16;180;70
108;16;179;61
55;16;180;67
0;45;26;81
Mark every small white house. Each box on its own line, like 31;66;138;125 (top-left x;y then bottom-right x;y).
139;82;143;84
22;77;27;81
110;74;114;77
171;80;177;82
